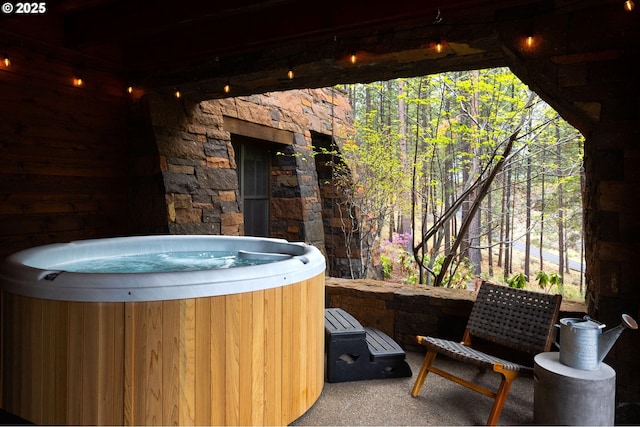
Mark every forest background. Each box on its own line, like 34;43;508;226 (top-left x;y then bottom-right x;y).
330;67;585;301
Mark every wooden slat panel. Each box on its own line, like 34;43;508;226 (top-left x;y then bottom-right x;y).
82;303;99;425
210;295;226;426
281;284;294;423
22;297;41;421
224;294;241;425
0;175;129;195
238;292;253;425
145;302;163;425
250;290;265;426
263;286;283;425
131;302;150;425
0;141;125;169
291;281;304;416
123;303;136;425
97;303;125;425
178;299;196;426
0;159;127;178
310;275;326;405
2;293;17;416
3;293;20;414
67;302;84;424
53;301;70;425
194;298;212;425
41;300;58;423
162;300;180;426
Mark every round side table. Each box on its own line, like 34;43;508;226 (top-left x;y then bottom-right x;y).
534;352;616;426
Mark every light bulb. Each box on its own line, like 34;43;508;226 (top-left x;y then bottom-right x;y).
127;86;133;94
287;69;294;79
224;83;230;93
3;54;10;67
526;35;534;48
435;40;443;53
74;77;83;87
624;0;635;11
350;53;357;64
175;89;181;98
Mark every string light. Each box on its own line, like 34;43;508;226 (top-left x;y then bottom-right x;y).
432;9;444;54
526;35;535;48
435;39;444;53
624;0;635;11
2;7;610;98
287;59;295;79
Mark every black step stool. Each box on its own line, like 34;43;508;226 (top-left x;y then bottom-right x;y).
324;307;412;383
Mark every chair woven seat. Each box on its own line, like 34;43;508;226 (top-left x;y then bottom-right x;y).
423;337;532;373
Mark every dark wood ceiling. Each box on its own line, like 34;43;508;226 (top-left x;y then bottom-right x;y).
0;0;629;101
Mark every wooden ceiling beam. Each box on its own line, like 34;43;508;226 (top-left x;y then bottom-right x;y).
63;0;525;68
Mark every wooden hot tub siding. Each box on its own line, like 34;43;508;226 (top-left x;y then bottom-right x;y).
1;273;325;426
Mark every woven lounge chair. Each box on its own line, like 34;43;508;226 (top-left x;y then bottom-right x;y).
410;282;562;426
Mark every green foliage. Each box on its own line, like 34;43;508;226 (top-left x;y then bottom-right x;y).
507;272;528;289
381;254;393;279
535;270;549;291
535;270;564;293
548;272;562;285
340;67;584;287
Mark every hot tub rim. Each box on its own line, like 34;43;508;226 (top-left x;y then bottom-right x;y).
0;235;326;303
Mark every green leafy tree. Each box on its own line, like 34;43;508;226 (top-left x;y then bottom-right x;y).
341;68;584;289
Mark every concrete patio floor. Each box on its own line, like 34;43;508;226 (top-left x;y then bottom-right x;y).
291;351;536;426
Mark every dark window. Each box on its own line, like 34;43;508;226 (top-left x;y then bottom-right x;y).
233;139;271;237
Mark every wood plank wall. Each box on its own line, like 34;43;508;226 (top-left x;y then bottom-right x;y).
0;33;130;258
1;273;325;426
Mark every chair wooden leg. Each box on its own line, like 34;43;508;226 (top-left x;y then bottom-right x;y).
485;370;518;426
411;350;437;397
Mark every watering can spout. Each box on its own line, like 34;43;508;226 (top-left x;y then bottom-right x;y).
597;314;638;364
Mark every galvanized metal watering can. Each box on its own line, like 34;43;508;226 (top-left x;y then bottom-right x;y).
555;314;638;370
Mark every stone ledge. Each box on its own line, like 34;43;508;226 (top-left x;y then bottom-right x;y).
325;277;587;353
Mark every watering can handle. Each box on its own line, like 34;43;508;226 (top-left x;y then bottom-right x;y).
553;324;561;349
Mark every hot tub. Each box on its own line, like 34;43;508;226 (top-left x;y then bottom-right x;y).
0;235;326;426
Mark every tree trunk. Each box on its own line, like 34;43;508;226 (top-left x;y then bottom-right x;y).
498;170;506;268
444;100;453;255
539;167;545;272
397;80;412;250
503;165;512;280
466;71;482;275
556;125;565;283
524;144;532;280
435;132;518;287
487;189;494;276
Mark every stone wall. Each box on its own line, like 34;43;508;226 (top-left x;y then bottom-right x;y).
130;88;354;257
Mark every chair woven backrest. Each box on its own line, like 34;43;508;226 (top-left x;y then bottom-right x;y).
467;282;562;355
